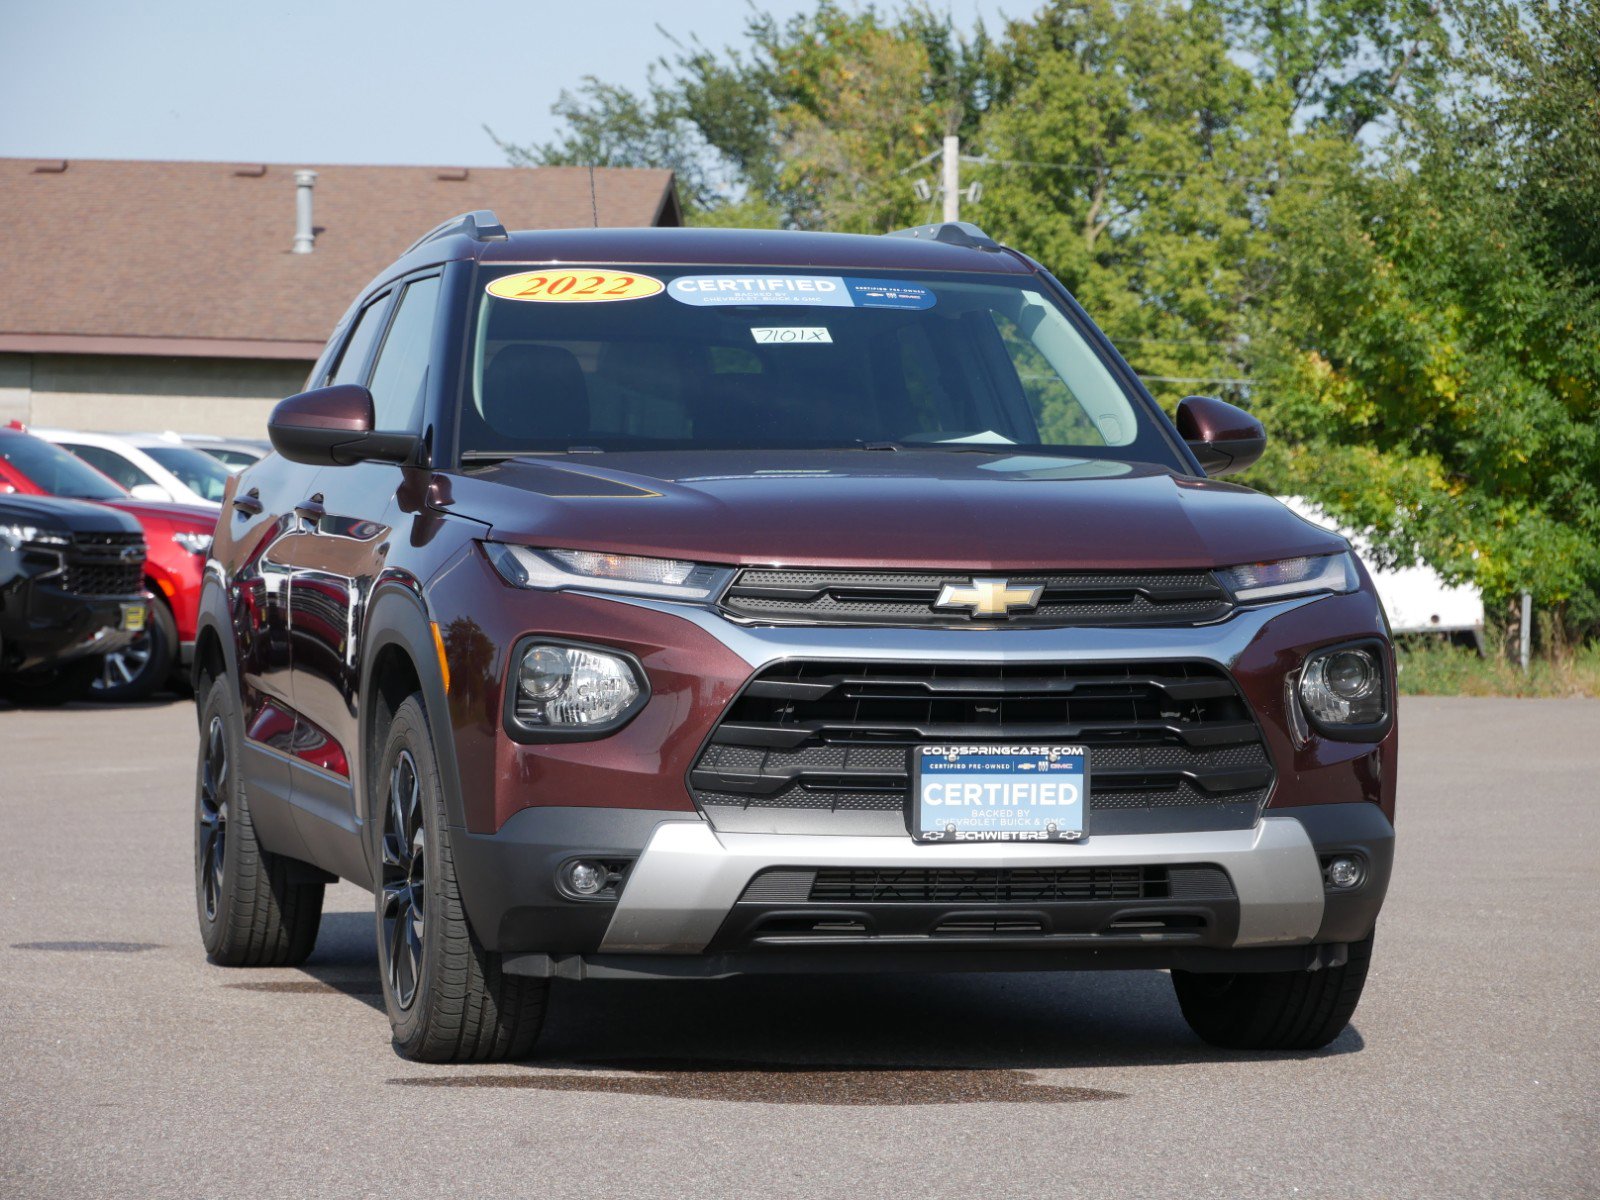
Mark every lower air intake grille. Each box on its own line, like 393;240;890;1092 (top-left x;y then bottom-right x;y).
739;864;1235;905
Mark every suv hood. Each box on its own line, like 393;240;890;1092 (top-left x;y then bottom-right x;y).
452;450;1346;571
0;493;143;537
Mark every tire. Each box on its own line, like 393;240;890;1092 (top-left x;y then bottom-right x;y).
0;657;103;706
91;597;177;703
375;694;548;1062
194;676;325;966
1172;933;1374;1051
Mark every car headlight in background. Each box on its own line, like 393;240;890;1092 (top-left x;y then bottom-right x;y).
1217;551;1359;602
1295;641;1390;738
483;542;733;602
171;530;213;556
0;523;70;549
508;640;647;736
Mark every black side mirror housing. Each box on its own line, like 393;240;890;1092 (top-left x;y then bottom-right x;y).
267;385;418;467
1175;395;1266;477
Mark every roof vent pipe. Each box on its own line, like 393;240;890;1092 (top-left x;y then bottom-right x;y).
292;169;317;254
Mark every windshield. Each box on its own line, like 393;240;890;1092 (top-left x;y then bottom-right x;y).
461;266;1180;466
145;444;232;502
1;434;126;499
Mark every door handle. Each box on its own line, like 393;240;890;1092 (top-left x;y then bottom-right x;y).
232;489;263;517
294;494;325;524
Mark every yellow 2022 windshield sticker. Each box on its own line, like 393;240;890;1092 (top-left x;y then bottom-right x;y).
486;269;664;303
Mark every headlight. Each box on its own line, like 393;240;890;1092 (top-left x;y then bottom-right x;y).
1217;551;1359;602
172;530;213;556
483;542;733;602
508;640;647;735
1297;642;1389;735
0;523;70;549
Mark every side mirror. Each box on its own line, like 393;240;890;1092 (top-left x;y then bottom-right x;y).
1175;395;1266;477
267;385;418;467
129;483;173;502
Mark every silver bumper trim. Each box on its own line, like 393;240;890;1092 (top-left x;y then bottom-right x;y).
599;816;1326;954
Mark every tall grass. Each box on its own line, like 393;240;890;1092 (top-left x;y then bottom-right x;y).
1395;640;1600;697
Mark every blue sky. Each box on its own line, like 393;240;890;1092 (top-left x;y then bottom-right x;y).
1;0;1011;168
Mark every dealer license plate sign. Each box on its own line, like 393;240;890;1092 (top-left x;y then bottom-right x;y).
914;744;1088;843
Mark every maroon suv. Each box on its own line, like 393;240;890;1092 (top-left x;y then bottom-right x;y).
193;214;1395;1062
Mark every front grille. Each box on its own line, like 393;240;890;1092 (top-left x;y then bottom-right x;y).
60;532;145;596
720;568;1232;627
741;864;1235;905
690;660;1275;835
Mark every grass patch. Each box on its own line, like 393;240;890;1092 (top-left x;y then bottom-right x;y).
1395;639;1600;697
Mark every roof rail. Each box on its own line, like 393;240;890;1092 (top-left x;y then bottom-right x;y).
884;221;1002;252
404;209;509;255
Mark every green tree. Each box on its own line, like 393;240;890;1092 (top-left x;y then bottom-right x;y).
1248;131;1600;639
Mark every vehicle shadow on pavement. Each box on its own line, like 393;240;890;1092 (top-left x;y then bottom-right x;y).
270;915;1364;1100
398;933;1359;1100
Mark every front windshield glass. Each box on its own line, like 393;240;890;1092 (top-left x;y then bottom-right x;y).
462;266;1180;466
145;444;232;502
1;434;126;499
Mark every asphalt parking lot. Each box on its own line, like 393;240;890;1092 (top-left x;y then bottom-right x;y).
1;696;1595;1198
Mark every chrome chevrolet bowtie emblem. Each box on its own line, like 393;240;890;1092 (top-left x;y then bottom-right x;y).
933;577;1044;618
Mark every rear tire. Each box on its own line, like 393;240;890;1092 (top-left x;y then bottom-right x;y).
375;694;548;1062
0;657;103;706
1171;934;1374;1051
195;676;325;966
91;597;177;703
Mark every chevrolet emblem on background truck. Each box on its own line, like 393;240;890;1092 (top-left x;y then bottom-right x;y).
934;577;1045;617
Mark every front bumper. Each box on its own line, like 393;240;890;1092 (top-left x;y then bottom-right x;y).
457;800;1393;978
0;587;144;672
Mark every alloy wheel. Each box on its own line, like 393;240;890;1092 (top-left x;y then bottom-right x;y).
380;749;425;1009
197;715;228;920
94;630;152;692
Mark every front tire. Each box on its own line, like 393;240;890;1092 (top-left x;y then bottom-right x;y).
375;694;548;1062
195;676;325;965
1171;933;1374;1051
91;597;177;702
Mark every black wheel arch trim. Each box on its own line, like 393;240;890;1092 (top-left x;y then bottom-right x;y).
359;581;466;880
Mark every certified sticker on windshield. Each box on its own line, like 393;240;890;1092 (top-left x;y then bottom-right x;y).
669;275;935;310
751;326;832;344
486;269;665;303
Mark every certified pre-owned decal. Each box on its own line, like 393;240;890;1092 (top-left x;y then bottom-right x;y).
668;275;936;310
486;269;665;303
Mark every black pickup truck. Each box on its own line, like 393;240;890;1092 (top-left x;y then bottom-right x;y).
0;494;148;704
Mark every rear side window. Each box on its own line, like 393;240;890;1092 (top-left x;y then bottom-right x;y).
63;444;153;491
367;277;441;432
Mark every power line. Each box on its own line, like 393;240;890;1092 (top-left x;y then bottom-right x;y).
961;154;1279;186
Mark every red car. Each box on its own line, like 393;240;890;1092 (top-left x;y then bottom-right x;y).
0;423;215;700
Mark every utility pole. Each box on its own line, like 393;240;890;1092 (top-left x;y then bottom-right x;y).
942;135;961;223
1520;591;1533;671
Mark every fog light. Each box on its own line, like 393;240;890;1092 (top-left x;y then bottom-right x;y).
1324;857;1363;890
563;861;609;897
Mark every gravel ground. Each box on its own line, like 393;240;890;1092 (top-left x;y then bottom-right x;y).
1;695;1595;1199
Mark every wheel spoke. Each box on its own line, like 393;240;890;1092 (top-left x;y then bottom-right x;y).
380;881;408;918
